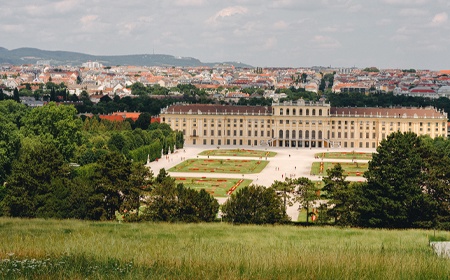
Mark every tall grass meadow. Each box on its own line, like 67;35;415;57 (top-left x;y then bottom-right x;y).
0;218;449;279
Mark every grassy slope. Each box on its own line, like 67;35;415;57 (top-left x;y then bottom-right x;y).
0;218;449;279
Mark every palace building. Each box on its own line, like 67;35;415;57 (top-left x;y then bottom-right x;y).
160;100;447;148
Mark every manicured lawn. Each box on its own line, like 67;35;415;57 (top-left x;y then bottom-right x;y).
175;177;252;197
314;151;373;160
1;218;449;279
199;148;277;158
168;159;269;174
311;161;368;176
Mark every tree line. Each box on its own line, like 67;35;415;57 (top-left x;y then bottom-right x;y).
0;100;185;220
222;132;450;229
319;132;450;229
327;92;450;119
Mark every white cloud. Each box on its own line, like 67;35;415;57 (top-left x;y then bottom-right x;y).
396;26;419;35
1;0;450;69
273;20;289;30
55;0;78;13
348;4;363;13
399;8;428;16
383;0;429;5
79;15;100;31
319;25;353;33
320;26;338;32
376;19;392;26
207;6;248;24
430;12;448;26
263;37;277;50
269;0;321;10
0;24;25;33
233;22;257;37
390;34;409;42
80;15;98;25
311;35;341;49
175;0;205;7
25;5;46;16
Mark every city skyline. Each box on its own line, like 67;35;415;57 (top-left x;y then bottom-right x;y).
0;0;449;70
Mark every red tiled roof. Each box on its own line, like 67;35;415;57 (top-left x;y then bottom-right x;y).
99;112;142;121
164;104;272;115
99;115;125;122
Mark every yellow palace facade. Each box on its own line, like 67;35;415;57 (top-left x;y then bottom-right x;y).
160;100;447;148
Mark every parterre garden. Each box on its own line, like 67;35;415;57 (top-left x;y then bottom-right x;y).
169;149;275;195
199;149;277;158
175;177;252;197
315;151;373;160
169;158;269;174
311;161;369;176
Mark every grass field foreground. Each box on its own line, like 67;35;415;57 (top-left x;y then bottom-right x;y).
199;149;277;158
175;177;252;197
0;218;449;279
169;158;269;174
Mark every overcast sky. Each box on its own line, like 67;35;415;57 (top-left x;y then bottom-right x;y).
1;0;449;70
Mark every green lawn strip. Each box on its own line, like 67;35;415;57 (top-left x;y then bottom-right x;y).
169;159;269;174
311;161;368;176
314;151;373;160
198;149;277;157
175;177;252;197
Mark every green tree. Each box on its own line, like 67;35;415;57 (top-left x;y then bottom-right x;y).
135;112;151;130
174;184;218;222
360;132;433;228
130;82;148;96
195;188;220;222
13;88;20;103
21;102;83;161
155;168;171;184
271;180;295;215
2;138;69;217
417;137;450;229
322;163;349;223
143;181;178;222
175;130;184;149
222;185;288;224
91;152;133;220
0;115;20;185
123;162;153;218
107;132;126;153
143;177;218;222
292;177;319;224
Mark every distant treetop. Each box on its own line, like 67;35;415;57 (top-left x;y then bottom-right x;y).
363;67;380;72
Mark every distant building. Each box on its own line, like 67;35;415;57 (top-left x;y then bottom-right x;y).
82;61;103;69
160;100;447;148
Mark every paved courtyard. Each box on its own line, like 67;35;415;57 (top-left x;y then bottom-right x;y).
147;145;375;221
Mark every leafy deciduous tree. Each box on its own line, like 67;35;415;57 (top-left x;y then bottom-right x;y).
222;185;288;224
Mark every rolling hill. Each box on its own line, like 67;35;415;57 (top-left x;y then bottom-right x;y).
0;47;252;68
